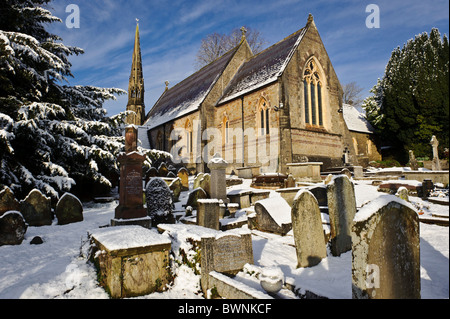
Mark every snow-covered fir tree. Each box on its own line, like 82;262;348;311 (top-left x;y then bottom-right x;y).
362;28;449;162
0;0;170;201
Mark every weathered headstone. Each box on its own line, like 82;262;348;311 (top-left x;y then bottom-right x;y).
0;211;27;246
147;167;158;177
430;135;441;171
352;197;420;299
408;150;419;171
193;173;204;190
254;197;292;235
341;168;352;179
55;193;83;225
395;186;409;202
326;175;357;256
124;125;138;153
0;187;20;215
168;177;182;202
20;189;52;226
291;190;327;267
207;154;228;202
199;173;211;198
177;167;189;191
158;162;169;177
185;187;208;209
145;177;174;226
200;231;253;295
197;199;220;230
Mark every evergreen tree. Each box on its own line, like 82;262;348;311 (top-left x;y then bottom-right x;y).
363;28;449;162
0;1;167;201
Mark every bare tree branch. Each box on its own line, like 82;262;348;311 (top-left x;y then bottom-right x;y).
342;81;364;106
194;26;266;69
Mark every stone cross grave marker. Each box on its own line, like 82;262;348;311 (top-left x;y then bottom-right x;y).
291;190;327;267
430;135;441;171
352;197;420;299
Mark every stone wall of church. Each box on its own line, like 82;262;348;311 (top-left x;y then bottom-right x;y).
279;21;355;170
214;83;280;174
350;131;382;167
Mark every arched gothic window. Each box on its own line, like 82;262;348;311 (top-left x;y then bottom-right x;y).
303;59;323;126
258;99;270;135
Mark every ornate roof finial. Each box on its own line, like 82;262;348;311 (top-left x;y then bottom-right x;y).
240;26;247;39
307;13;314;23
165;80;169;91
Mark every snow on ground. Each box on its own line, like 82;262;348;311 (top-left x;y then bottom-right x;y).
0;177;448;299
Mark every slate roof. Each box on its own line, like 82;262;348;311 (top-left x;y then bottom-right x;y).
143;46;239;130
342;104;375;134
218;27;307;105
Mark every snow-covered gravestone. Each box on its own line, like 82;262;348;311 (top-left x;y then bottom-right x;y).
254;197;292;235
291;190;327;268
0;187;20;215
352;196;420;299
326;175;357;256
197;199;221;230
145;177;174;226
55;193;83;225
177;167;189;191
200;231;253;295
20;189;52;226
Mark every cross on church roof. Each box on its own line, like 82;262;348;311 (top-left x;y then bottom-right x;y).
240;26;247;38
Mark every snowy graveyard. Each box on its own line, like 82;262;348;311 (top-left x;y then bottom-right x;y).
0;171;449;299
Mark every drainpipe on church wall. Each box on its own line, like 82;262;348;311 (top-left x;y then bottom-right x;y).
241;96;245;168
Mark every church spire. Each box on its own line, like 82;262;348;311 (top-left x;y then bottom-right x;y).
126;21;145;125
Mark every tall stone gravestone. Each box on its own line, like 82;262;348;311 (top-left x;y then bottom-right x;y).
112;125;150;228
352;197;420;299
207;154;228;202
197;199;220;230
291;190;327;267
326;175;357;256
201;231;253;295
177;167;189;191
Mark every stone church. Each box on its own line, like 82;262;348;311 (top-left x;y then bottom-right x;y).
126;14;381;174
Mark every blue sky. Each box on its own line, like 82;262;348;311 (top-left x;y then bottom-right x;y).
47;0;449;117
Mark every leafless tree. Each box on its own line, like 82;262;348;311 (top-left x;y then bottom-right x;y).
194;26;266;69
342;81;364;106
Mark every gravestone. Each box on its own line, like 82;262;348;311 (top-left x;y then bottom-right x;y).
0;211;27;246
169;177;182;202
20;189;52;226
201;231;253;295
177;167;189;191
291;190;327;267
395;187;409;202
193;173;204;190
185;187;208;209
145;177;174;226
112;126;149;228
199;173;211;198
197;199;220;230
352;197;420;299
284;174;296;188
430;135;441;171
408;150;419;170
207;154;228;202
326;175;357;256
0;187;20;215
254;197;292;235
55;193;83;225
147;167;158;177
158;162;169;177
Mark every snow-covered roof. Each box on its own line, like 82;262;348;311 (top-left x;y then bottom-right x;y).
342;104;375;134
143;47;240;130
218;27;307;105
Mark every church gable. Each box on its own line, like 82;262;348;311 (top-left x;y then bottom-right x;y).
218;27;307;105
